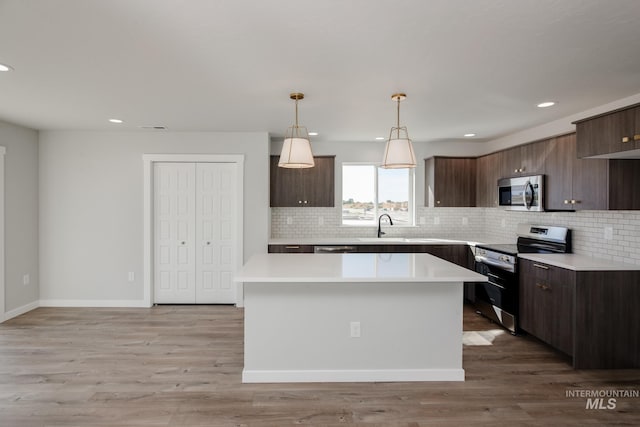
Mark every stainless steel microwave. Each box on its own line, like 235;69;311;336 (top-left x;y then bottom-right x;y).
497;175;544;211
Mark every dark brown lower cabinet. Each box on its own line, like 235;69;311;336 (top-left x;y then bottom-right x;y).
520;258;640;369
519;259;574;356
573;270;640;369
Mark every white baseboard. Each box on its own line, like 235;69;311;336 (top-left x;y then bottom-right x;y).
242;368;465;383
1;300;39;322
39;299;151;308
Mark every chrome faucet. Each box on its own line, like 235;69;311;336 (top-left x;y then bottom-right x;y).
377;214;394;238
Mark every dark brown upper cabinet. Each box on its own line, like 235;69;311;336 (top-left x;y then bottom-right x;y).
475;152;501;207
269;155;335;207
543;133;640;210
500;140;547;178
425;157;476;207
574;103;640;158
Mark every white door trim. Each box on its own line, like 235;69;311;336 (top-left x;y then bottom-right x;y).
143;154;244;307
0;146;5;319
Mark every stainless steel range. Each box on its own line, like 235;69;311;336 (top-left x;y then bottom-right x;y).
473;224;571;334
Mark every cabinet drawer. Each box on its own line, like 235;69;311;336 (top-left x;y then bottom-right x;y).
267;244;315;253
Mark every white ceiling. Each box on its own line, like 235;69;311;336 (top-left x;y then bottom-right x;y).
1;0;640;143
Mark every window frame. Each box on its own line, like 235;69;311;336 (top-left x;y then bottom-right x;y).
341;162;415;227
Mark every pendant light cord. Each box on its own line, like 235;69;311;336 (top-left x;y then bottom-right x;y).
396;97;401;139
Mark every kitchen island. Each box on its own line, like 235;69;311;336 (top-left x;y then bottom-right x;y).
234;252;487;383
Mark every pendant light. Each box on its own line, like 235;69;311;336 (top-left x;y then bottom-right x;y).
381;93;416;169
278;92;315;168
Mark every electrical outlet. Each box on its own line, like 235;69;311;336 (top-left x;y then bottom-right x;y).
286;216;292;225
433;217;440;225
604;226;613;240
419;216;426;225
128;272;135;282
318;216;324;226
350;321;361;338
462;217;468;226
22;274;30;286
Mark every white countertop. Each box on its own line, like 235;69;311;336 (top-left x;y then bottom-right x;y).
235;253;488;283
518;253;640;271
269;236;505;247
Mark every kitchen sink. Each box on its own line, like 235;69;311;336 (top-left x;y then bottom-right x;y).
356;237;466;244
403;238;461;243
357;237;407;242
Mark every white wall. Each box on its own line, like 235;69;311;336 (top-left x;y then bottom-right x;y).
0;120;39;316
39;131;268;304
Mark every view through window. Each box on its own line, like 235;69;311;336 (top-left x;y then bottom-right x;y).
342;164;414;226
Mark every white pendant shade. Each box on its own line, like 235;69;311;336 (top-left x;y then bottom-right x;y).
278;137;315;168
279;92;315;168
381;137;417;169
380;93;416;169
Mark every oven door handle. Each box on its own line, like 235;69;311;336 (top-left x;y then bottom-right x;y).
476;257;516;272
486;272;503;281
486;280;506;290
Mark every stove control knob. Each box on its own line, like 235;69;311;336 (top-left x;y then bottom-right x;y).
500;255;509;262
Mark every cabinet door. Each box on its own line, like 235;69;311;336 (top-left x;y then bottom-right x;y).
270;156;301;207
635;106;640;150
519;259;574;355
544;134;609;211
576;107;637;158
304;156;335;207
475;153;501;207
519;259;545;336
426;157;476;207
501;146;522;177
544;134;575;210
544;265;575;356
571;155;609;210
270;155;335;207
520;140;546;175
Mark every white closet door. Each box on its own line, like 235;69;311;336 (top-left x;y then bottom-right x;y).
154;163;197;303
195;163;237;303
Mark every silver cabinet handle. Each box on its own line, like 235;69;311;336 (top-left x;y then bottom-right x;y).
533;263;549;270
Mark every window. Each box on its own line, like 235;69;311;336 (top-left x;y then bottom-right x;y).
342;164;414;226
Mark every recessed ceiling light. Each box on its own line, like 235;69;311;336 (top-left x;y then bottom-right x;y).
537;101;556;108
109;118;123;124
308;132;318;136
375;137;385;140
0;63;14;72
464;133;476;137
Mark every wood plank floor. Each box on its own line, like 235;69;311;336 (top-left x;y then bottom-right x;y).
1;303;638;426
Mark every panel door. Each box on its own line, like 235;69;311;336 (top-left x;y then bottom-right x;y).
154;163;197;303
195;163;238;303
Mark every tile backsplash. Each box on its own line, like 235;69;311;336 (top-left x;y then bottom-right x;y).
271;207;640;265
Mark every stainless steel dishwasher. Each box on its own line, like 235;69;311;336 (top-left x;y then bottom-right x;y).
313;245;357;253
